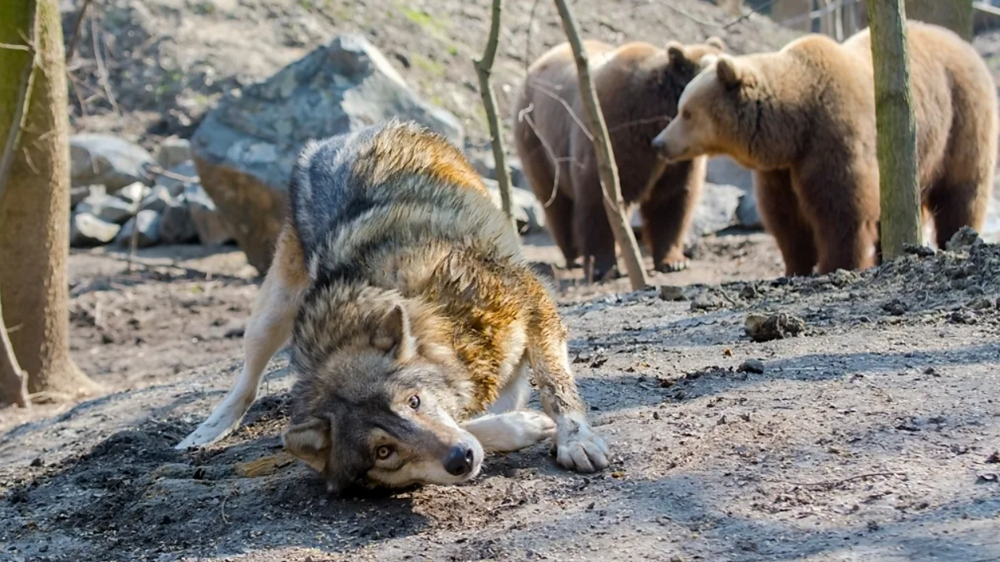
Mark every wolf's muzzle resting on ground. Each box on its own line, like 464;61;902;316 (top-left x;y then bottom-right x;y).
176;120;609;493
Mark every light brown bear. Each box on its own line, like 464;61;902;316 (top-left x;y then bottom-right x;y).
513;38;726;278
652;22;998;276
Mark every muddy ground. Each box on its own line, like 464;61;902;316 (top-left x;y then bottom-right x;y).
2;232;999;562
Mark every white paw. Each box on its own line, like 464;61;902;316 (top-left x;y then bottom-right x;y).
553;415;609;473
510;410;557;447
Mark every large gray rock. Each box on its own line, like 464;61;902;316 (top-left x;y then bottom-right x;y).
141;185;175;213
76;193;137;225
480;178;546;235
469;150;528;191
156;137;193;169
71;185;104;210
159;200;199;244
70;134;153;192
155;161;200;197
688;182;743;240
70;213;121;247
706;156;761;229
115;181;150;207
191;34;464;272
185;184;236;246
116;210;162;248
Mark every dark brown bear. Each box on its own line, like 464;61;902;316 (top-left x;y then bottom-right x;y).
513;38;726;278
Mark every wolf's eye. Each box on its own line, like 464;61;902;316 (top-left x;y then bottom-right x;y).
408;395;420;409
376;445;394;460
682;109;692;120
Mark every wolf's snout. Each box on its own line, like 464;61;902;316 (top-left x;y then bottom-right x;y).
444;444;475;476
651;135;666;151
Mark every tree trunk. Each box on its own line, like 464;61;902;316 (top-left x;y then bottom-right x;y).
474;0;517;234
552;0;650;290
867;0;922;259
906;0;973;40
0;0;98;403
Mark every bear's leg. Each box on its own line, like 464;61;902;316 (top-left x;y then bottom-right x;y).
794;165;879;274
927;181;990;250
754;170;817;276
542;188;581;269
640;161;704;273
574;198;617;280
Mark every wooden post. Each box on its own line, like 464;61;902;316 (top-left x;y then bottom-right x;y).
473;0;517;234
552;0;650;290
867;0;922;258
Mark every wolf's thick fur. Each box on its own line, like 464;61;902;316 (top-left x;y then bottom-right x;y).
176;121;608;492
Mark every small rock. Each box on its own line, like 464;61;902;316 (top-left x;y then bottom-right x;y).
945;226;982;252
70;213;121;247
185;184;235;246
967;297;994;310
881;299;908;316
690;292;725;311
903;244;935;257
987;451;1000;464
29;457;43;468
745;312;805;342
739;283;758;300
156;136;193;169
116;210;162;248
70;134;153;191
738;358;765;374
141;185;174;213
949;309;978;325
71;185;103;209
158;201;199;244
75;193;137;225
116;181;149;206
659;285;686;301
977;473;998;484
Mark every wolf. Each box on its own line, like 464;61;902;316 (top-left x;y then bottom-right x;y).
176;120;609;493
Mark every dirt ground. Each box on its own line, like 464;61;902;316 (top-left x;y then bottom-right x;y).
2;231;1000;562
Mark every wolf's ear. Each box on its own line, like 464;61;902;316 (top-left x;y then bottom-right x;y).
716;55;744;87
283;417;332;473
371;303;416;362
706;36;727;52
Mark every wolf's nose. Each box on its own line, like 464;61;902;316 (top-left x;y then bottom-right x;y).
444;445;474;476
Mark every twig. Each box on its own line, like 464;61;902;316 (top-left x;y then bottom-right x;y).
552;0;650;290
524;0;542;76
525;78;593;142
517;104;561;207
0;284;30;408
90;16;119;117
0;42;32;52
776;471;904;490
474;0;516;233
65;0;94;62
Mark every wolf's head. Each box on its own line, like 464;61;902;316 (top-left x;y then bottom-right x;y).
284;287;483;494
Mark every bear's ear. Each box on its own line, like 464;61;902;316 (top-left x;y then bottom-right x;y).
666;41;686;66
716;55;743;87
706;36;727;52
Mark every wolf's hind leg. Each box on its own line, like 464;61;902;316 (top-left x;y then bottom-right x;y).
462;411;556;453
176;225;308;450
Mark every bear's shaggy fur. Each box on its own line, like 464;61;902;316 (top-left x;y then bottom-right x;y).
513;38;725;277
653;22;998;275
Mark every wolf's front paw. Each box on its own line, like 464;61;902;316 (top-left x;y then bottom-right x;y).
514;410;557;446
553;415;609;473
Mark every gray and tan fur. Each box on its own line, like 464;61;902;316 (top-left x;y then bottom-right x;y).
176;120;608;492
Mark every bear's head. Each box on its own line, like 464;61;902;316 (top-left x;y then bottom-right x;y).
652;53;763;167
661;37;727;92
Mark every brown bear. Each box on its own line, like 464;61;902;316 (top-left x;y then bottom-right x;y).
652;22;998;276
513;38;726;278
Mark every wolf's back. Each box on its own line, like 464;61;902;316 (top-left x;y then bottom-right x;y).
288;120;520;282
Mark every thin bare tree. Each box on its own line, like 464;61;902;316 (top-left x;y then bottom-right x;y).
474;0;516;233
551;0;650;290
867;0;922;258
